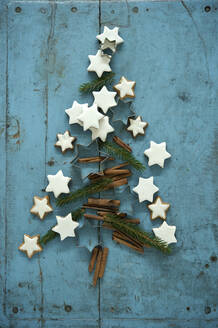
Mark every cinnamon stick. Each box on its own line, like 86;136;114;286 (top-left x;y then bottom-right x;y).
113;136;132;152
103;168;130;176
105;178;128;190
93;248;103;286
84;214;103;221
112;235;144;254
78;156;114;163
98;248;109;278
82;205;117;212
88;246;99;273
88;198;120;207
113;231;143;248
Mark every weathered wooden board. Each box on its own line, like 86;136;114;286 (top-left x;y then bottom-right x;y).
0;0;217;327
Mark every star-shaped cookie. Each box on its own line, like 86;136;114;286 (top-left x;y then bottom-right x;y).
148;196;170;220
65;101;88;125
18;234;42;258
93;86;117;114
96;26;124;46
144;141;171;168
90;116;114;142
113;76;136;100
55;130;76;153
87;50;112;78
45;170;71;198
52;213;79;241
78;104;104;131
127;116;148;138
153;221;177;245
133;176;159;203
30;195;53;220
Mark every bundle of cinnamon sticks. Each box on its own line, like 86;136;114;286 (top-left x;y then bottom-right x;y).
89;246;109;287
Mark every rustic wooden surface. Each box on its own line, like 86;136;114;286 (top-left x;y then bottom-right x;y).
0;0;218;327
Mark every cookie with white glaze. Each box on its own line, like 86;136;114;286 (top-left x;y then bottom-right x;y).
30;195;53;220
45;170;71;198
55;130;76;153
113;76;136;100
18;234;42;259
127;116;148;138
144;141;171;168
148;196;170;220
87;50;111;78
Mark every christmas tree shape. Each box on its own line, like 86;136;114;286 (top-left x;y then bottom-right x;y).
19;26;177;286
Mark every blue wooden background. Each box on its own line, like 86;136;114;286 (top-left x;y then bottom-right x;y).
0;0;218;327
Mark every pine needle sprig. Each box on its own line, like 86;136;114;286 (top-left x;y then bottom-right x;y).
79;72;115;93
56;178;112;207
104;214;171;254
100;142;146;171
39;208;84;245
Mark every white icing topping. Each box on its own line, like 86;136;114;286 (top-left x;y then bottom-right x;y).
127;116;148;137
90;116;114;142
52;213;79;241
65;101;88;125
55;130;76;152
45;170;71;198
153;222;177;245
78;104;104;131
97;26;124;45
148;196;170;220
87;50;111;78
19;234;42;258
144;141;171;168
30;196;53;220
114;76;135;99
93;86;117;114
133;176;159;203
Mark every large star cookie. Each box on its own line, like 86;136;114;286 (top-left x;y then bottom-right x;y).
52;213;79;241
46;170;71;198
153;222;177;245
144;141;171;168
87;50;111;78
133;176;159;203
114;76;136;100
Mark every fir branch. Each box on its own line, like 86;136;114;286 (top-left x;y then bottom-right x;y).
104;214;171;254
100;142;146;171
79;72;115;93
39;208;84;246
56;178;112;207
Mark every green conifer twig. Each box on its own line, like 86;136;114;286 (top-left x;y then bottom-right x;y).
79;72;115;93
104;214;171;254
100;141;146;171
39;208;84;245
56;178;112;207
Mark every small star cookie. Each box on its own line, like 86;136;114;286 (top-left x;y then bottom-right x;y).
52;213;79;241
90;116;114;142
113;76;136;100
45;170;71;198
96;26;124;46
30;195;53;220
19;234;42;259
78;104;104;131
127;116;148;138
93;86;117;114
133;176;159;203
148;196;170;220
153;221;177;245
65;101;88;126
87;50;112;78
55;130;76;153
144;141;171;168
